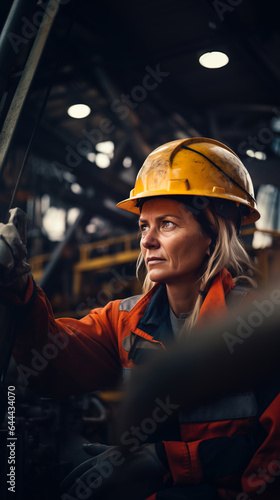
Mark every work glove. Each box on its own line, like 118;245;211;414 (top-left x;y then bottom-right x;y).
60;442;167;499
0;208;31;286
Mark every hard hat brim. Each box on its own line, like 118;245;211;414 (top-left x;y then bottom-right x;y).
117;192;260;225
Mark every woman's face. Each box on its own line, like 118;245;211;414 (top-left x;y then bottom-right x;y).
139;198;212;285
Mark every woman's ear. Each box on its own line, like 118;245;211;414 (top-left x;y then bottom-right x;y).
205;235;213;256
206;237;216;257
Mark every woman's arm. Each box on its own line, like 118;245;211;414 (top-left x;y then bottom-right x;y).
9;277;122;397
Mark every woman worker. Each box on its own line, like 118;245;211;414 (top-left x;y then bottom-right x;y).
2;137;280;499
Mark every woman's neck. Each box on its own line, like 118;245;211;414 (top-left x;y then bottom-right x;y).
166;279;201;317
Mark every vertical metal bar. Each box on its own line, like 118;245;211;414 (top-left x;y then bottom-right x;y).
0;0;38;80
0;0;62;177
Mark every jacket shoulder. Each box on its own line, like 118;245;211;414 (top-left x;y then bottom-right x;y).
119;294;143;312
225;284;254;309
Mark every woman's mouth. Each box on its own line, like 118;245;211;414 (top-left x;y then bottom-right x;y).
147;257;166;264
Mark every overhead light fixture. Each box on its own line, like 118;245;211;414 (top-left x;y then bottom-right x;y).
42;207;66;241
86;223;97;234
71;183;83;194
123;156;132;168
67;104;91;119
199;51;229;69
246;149;267;160
96;141;114;155
95;153;110;169
246;149;255;158
254;151;267;160
67;207;81;224
86;152;96;163
41;193;50;214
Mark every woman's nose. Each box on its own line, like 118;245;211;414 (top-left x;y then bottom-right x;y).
141;229;160;249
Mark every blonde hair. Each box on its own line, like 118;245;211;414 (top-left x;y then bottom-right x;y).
136;203;256;333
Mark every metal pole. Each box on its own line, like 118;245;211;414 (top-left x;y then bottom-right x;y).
0;0;62;177
0;0;38;84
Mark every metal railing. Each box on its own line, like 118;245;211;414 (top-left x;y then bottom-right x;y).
28;232;140;294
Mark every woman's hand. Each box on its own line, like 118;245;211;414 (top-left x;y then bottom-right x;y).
0;208;31;294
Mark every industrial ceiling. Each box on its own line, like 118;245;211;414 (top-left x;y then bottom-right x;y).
0;0;280;246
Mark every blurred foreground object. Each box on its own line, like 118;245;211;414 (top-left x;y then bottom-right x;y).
117;286;280;443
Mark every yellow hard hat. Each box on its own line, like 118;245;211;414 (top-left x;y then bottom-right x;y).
117;137;260;225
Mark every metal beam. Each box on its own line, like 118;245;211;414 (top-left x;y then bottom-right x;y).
0;0;38;95
93;65;151;163
64;37;152;163
0;0;61;178
18;110;132;200
51;189;137;231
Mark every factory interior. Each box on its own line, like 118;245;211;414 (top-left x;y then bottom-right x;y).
1;0;280;498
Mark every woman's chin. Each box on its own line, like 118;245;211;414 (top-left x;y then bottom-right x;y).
148;271;165;283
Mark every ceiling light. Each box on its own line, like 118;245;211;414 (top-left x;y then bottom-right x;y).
86;152;95;162
42;207;66;241
67;104;91;119
71;183;83;194
67;207;81;224
63;171;76;182
246;149;255;158
86;223;97;234
95;153;110;168
254;151;266;160
96;141;114;155
199;51;229;69
246;149;267;160
41;194;50;213
123;156;132;168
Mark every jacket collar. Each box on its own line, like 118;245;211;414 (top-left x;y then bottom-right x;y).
137;284;174;344
197;268;235;326
121;283;173;344
122;268;235;341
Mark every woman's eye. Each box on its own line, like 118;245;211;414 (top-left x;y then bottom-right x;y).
140;224;148;233
162;220;175;229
